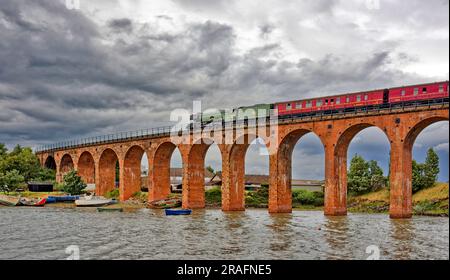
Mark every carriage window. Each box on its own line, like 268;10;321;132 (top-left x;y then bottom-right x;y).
336;98;340;104
357;95;361;102
401;90;405;96
317;100;322;107
439;84;444;93
296;102;302;109
346;96;350;103
422;87;427;93
286;103;292;110
364;95;368;101
325;99;328;104
414;88;419;96
306;101;312;108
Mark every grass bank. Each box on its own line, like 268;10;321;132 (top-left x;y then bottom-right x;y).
348;182;449;216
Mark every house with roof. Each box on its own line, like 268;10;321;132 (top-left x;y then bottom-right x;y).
208;172;324;192
140;168;215;192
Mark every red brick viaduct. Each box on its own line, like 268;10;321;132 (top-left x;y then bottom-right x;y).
36;104;448;219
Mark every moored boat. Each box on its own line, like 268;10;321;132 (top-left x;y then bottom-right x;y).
0;194;21;206
19;197;47;207
97;207;123;212
46;195;80;203
148;198;182;209
165;209;192;215
75;195;112;207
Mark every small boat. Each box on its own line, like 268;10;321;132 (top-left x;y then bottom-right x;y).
165;209;192;215
97;207;123;212
46;195;80;203
19;197;46;207
45;197;57;203
75;195;113;207
148;198;182;209
0;194;21;206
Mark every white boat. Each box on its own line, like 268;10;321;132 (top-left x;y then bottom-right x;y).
75;195;113;207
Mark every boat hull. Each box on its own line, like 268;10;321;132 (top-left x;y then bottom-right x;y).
165;209;192;215
46;196;80;203
0;195;21;206
19;197;46;206
97;207;123;212
148;198;182;209
75;198;112;207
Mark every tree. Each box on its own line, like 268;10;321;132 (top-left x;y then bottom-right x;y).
347;154;371;195
0;170;25;193
423;148;439;188
62;170;87;195
412;160;426;193
368;160;386;191
412;148;440;193
34;168;57;182
206;166;215;175
0;146;41;182
0;143;7;158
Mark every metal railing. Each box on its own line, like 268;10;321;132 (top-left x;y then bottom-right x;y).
35;98;449;153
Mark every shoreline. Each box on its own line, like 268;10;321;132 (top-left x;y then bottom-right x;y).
2;201;447;217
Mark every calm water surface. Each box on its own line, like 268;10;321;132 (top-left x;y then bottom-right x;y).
0;207;448;260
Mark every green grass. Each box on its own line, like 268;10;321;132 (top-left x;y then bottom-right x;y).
205;187;222;206
348;183;449;216
104;189;119;199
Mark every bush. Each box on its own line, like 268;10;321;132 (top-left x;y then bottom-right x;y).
54;182;64;191
205;187;222;204
61;170;86;195
245;184;269;206
105;188;120;199
413;201;437;215
0;169;25;193
292;190;324;206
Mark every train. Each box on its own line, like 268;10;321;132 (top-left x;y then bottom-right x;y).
190;81;449;126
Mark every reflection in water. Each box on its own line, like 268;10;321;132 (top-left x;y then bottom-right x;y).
0;208;447;260
323;216;350;260
267;214;293;257
389;219;416;260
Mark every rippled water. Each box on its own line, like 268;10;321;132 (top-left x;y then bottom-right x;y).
0;207;448;260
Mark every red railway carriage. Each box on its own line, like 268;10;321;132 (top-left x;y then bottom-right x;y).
388;82;448;104
275;81;449;117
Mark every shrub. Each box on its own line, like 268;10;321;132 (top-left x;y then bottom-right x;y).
413;201;437;215
0;169;25;193
61;170;86;195
205;186;222;204
105;188;120;199
292;190;324;206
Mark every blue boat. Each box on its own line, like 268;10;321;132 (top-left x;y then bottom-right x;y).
46;195;80;203
165;209;192;215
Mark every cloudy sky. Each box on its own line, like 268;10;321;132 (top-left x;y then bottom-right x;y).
0;0;448;180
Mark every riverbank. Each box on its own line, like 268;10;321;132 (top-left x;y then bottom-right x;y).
1;183;448;216
347;182;449;216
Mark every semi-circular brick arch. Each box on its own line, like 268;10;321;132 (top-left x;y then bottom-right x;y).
78;151;95;185
44;155;57;170
269;128;323;213
98;148;119;196
122;145;146;201
148;141;178;202
60;154;74;177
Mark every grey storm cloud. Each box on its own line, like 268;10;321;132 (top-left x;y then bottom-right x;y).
0;0;448;180
108;18;133;31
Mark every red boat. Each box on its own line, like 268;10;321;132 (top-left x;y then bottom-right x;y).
19;197;47;207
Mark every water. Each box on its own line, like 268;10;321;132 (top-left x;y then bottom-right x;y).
0;207;448;260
